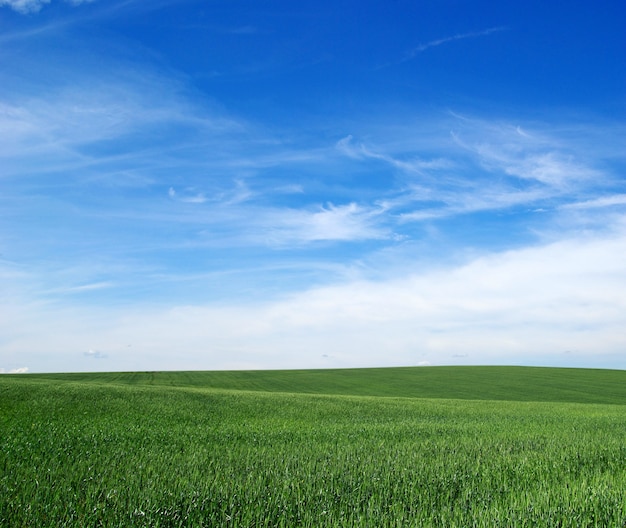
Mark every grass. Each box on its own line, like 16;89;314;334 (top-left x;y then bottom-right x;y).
1;366;625;526
26;365;626;404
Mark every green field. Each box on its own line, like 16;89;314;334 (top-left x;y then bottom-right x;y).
2;366;625;526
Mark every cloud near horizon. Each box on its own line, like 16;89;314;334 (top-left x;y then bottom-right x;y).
3;223;625;372
84;349;107;359
0;367;29;374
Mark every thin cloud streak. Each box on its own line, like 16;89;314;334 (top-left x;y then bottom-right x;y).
562;194;626;210
403;26;507;61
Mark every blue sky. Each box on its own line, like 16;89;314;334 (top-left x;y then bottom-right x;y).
1;0;625;373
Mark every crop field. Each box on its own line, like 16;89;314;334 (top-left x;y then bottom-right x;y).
1;367;625;526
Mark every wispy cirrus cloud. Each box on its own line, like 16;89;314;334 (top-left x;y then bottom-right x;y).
0;0;50;13
456;136;600;188
336;134;452;175
403;26;507;61
449;115;606;188
263;202;391;245
0;71;252;195
0;0;95;14
561;194;626;210
336;114;623;230
47;281;116;295
4;73;620;267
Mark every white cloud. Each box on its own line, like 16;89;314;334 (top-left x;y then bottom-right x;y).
450;118;602;189
0;0;95;12
0;0;50;13
84;349;106;359
264;202;390;245
0;367;29;373
3;224;625;372
486;149;596;187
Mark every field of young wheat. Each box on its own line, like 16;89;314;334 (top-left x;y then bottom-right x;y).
1;367;625;526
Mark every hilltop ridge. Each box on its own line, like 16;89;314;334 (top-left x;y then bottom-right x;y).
22;365;626;404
